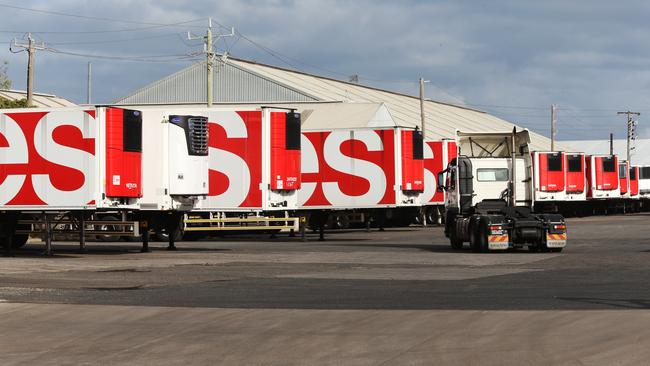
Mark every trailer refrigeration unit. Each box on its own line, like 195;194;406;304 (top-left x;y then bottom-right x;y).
299;126;425;230
619;161;630;198
0;106;210;252
439;129;567;252
586;155;620;199
531;151;566;211
564;152;587;202
421;139;457;224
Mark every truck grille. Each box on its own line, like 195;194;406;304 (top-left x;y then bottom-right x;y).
188;117;208;156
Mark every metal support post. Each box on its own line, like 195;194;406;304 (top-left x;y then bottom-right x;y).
78;212;86;253
43;213;52;256
140;220;150;253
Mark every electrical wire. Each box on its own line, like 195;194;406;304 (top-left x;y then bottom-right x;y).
0;3;205;28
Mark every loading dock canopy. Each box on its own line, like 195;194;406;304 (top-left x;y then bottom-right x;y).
456;129;531;158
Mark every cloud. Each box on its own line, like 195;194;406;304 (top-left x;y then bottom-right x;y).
1;0;649;140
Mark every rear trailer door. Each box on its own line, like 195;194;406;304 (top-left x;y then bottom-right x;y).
565;154;585;193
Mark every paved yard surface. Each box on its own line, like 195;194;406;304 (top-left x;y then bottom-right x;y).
1;214;650;365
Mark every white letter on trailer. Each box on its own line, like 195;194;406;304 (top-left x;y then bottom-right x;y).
207;112;250;207
322;130;386;206
32;111;96;206
0;114;28;205
422;142;436;203
298;134;318;206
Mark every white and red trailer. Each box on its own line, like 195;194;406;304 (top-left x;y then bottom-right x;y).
298;126;425;228
0;106;212;250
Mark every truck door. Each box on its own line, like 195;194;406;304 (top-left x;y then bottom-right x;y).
458;157;473;213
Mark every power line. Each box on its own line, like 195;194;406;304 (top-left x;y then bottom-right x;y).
0;19;206;35
47;32;182;45
0;2;205;28
44;47;200;63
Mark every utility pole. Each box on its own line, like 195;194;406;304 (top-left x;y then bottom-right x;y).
87;62;92;105
550;104;557;151
188;19;233;107
617;110;640;164
10;33;46;107
419;78;429;139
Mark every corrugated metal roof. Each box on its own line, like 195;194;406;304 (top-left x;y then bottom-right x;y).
0;89;77;107
225;58;561;151
564;139;650;166
114;60;318;104
114;56;562;150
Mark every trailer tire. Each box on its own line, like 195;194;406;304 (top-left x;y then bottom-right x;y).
95;215;121;242
449;229;463;250
471;223;488;253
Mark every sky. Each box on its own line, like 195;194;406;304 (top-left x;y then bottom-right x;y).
1;0;649;140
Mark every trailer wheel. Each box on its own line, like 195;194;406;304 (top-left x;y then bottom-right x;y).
449;229;463;250
95;215;121;242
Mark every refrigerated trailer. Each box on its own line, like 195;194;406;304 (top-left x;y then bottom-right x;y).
586;155;620;199
112;106;303;237
0;106;210;251
299;126;425;230
532;151;566;207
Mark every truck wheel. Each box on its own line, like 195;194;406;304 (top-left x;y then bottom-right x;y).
449;230;463;250
471;225;488;253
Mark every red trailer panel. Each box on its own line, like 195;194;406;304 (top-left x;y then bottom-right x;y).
105;108;142;198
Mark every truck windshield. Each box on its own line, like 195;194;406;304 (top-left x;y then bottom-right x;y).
567;155;582;172
476;168;509;182
547;154;562;171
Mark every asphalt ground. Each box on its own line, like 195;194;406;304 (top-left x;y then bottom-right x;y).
1;213;650;365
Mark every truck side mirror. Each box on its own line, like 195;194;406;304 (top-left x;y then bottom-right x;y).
437;172;446;192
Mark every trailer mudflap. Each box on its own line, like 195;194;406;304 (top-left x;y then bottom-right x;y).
488;233;509;250
546;232;567;248
487;223;509;250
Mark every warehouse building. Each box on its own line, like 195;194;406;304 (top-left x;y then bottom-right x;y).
115;57;558;150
